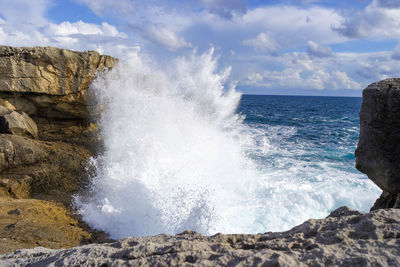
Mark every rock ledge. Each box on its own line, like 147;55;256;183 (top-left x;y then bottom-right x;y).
2;207;400;266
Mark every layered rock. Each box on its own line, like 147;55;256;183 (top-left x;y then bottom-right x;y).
0;46;117;150
356;78;400;209
0;46;117;253
0;102;38;139
0;45;116;119
2;206;400;266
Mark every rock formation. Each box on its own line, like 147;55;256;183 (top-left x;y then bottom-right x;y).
2;206;400;266
0;46;117;253
356;78;400;210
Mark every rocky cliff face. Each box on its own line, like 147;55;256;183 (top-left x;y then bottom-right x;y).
0;46;117;253
356;78;400;210
2;206;400;266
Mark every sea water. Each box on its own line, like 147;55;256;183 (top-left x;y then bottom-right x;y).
74;50;381;239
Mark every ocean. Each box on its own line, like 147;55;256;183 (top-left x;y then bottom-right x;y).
74;52;381;239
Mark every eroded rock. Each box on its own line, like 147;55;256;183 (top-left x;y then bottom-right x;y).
0;46;117;119
0;111;38;139
356;78;400;209
1;206;399;266
0;197;92;254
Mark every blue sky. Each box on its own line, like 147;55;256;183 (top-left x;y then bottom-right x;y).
1;0;400;96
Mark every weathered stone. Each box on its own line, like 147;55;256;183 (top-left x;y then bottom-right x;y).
0;46;116;255
0;196;92;254
0;176;32;198
0;111;38;139
0;46;117;120
0;106;12;116
2;207;400;266
371;191;400;211
0;135;47;172
0;100;15;111
6;97;36;116
0;134;92;201
356;78;400;194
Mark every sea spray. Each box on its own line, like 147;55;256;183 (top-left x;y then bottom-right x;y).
74;50;263;237
74;50;380;239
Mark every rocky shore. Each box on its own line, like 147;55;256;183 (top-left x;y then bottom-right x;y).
2;206;400;266
0;46;399;265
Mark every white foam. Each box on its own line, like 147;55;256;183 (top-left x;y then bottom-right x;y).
74;50;380;239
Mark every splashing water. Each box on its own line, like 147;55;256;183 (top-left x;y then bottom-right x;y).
74;50;380;239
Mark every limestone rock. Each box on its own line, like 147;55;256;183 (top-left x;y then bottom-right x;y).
356;78;400;194
0;46;116;255
0;46;117;119
0;135;47;172
0;134;92;202
0;196;92;254
2;206;400;266
0;100;16;111
0;111;38;139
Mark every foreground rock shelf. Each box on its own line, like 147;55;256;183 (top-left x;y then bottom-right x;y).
2;207;400;266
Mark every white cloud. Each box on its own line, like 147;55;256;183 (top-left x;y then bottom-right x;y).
237;50;380;91
141;25;191;51
46;21;124;37
0;0;51;27
372;0;400;8
333;2;400;38
240;6;344;47
307;41;333;58
0;26;50;47
392;50;400;60
74;0;135;17
331;71;362;90
199;0;247;18
243;66;361;91
243;32;279;53
0;13;133;58
246;72;263;84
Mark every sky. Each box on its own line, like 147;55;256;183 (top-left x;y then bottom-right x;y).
0;0;400;96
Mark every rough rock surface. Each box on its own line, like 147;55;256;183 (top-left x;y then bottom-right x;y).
371;191;400;211
1;207;400;266
0;109;38;139
356;78;400;209
0;46;117;119
0;46;117;150
0;197;91;254
0;46;117;253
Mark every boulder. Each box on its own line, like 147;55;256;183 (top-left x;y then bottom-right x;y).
356;78;400;195
0;111;38;139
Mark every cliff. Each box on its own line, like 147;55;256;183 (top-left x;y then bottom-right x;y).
0;46;117;253
356;78;400;210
